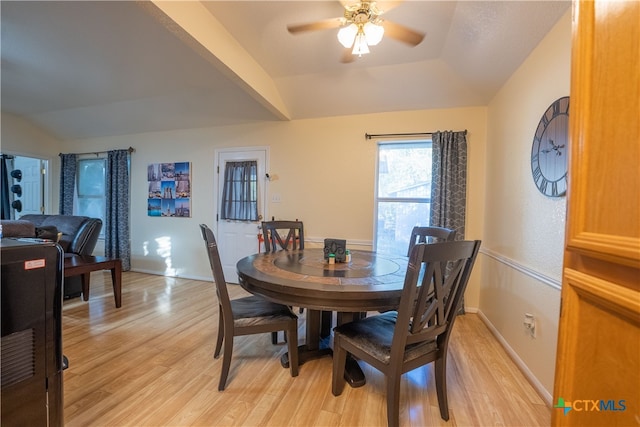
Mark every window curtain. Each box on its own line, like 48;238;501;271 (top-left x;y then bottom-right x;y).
220;161;258;221
430;130;467;238
59;153;77;215
430;130;468;313
1;155;12;219
105;149;131;271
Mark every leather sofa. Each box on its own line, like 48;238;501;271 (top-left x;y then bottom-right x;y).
1;214;102;298
19;214;102;257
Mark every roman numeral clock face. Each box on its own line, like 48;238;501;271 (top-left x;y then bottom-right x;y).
531;96;569;197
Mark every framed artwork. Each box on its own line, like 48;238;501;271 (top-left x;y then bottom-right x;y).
147;162;191;217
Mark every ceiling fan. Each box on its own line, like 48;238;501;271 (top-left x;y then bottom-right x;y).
287;1;425;63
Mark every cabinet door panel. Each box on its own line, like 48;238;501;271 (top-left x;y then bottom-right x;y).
564;0;640;268
553;1;640;426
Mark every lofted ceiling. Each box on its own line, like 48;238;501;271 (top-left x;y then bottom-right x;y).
0;1;570;141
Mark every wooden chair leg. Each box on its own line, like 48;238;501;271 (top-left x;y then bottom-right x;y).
286;323;299;377
214;311;224;359
218;333;234;391
386;373;402;427
331;336;347;396
435;357;450;421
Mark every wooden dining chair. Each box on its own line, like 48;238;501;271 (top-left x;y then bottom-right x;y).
262;219;307;333
406;225;456;256
331;240;481;427
199;224;299;390
261;220;304;252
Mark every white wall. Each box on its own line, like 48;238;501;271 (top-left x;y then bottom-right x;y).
480;10;571;402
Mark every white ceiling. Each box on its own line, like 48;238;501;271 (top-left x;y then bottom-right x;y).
0;1;570;141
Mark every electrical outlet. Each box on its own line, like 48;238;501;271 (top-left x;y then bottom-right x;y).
523;313;536;338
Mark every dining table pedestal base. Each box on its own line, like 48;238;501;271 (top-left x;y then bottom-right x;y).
280;348;366;388
279;309;367;388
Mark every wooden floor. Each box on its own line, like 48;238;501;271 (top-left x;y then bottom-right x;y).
62;271;550;426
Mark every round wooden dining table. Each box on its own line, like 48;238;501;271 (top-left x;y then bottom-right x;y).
236;248;409;387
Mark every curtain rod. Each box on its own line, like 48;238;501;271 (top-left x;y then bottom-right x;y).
365;130;467;140
59;146;135;156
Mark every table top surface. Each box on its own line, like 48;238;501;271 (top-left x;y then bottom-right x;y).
236;248;409;312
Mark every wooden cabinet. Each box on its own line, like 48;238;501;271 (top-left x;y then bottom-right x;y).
552;1;639;426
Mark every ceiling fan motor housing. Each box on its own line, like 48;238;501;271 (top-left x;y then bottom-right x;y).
344;2;383;26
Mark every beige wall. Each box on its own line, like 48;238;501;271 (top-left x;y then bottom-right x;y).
481;10;571;402
1;112;62;213
64;106;487;304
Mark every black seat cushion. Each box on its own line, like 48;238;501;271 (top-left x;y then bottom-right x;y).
334;311;437;365
231;295;297;327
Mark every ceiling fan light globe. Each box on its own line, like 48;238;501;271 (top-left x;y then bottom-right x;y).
352;32;370;55
337;23;358;48
364;22;384;45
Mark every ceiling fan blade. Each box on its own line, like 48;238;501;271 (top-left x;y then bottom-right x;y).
375;1;404;13
340;47;355;64
381;20;425;46
287;18;344;34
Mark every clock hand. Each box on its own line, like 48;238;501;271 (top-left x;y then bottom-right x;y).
545;139;564;156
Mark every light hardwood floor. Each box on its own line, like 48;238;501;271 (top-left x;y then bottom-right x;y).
62;271;550;426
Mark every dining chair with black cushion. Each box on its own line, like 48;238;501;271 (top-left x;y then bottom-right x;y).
331;239;481;427
261;220;304;252
199;224;299;391
406;225;456;256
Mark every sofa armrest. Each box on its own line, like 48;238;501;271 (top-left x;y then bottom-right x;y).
71;218;102;255
0;220;36;238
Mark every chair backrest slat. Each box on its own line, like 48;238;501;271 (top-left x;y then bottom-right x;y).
262;220;304;252
392;240;481;354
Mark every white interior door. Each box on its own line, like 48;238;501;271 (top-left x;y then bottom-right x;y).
216;148;267;283
13;156;46;217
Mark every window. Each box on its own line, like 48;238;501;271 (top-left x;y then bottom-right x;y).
220;160;258;221
375;141;432;254
76;157;106;236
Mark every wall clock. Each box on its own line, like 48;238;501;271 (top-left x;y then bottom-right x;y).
531;96;569;197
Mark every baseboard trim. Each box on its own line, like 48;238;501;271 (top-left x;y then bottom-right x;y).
476;309;553;407
130;268;212;283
